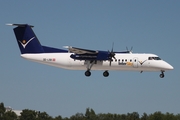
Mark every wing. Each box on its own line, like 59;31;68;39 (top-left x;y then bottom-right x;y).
64;46;109;60
64;46;98;54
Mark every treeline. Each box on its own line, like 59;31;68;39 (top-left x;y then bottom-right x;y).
1;102;180;120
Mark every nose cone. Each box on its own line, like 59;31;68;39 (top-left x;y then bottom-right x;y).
164;62;174;70
168;64;174;70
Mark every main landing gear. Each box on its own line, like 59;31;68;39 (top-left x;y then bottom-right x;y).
84;60;109;77
84;70;109;77
85;60;94;77
103;71;109;77
85;70;91;77
159;71;165;78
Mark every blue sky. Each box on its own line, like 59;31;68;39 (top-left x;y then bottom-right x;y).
0;0;180;117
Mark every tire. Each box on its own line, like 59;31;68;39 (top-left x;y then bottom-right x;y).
103;71;109;77
85;71;91;77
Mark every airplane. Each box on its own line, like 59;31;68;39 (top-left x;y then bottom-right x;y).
7;24;173;78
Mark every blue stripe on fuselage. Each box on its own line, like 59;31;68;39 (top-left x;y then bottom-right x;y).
42;46;68;53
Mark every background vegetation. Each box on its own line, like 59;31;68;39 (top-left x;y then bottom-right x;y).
1;102;180;120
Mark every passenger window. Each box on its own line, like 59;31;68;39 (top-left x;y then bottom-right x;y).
134;59;136;62
118;59;120;62
122;59;124;62
130;59;132;62
125;59;127;62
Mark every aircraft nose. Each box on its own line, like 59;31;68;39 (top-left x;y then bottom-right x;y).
164;62;174;70
168;64;174;70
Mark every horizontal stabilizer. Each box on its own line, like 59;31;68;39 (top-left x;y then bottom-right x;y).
6;23;34;27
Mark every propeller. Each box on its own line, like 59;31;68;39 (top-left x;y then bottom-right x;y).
126;46;133;54
108;43;117;66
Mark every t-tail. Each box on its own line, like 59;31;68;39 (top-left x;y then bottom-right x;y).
7;24;44;54
7;24;67;54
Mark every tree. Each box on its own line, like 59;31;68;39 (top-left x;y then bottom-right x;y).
164;112;176;120
36;111;53;120
120;114;127;120
148;111;164;120
19;109;37;120
54;115;63;120
141;113;148;120
127;112;140;120
70;113;85;120
3;111;18;120
0;103;6;119
175;114;180;120
85;108;96;120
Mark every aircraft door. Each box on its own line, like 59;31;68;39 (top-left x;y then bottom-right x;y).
133;57;138;68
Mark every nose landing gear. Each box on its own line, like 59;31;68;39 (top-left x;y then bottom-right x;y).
159;71;165;78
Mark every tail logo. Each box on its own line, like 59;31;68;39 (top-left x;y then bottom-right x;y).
18;37;35;48
22;40;26;44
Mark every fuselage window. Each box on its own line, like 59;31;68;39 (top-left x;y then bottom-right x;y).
118;59;120;62
134;59;136;62
125;59;127;62
155;57;161;60
122;59;124;62
148;57;153;60
130;59;132;62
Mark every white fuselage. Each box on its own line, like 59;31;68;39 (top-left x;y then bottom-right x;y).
21;53;173;72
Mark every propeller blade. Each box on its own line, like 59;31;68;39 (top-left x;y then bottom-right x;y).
113;56;117;60
130;46;133;51
108;42;116;66
126;46;128;51
111;42;114;52
126;46;133;53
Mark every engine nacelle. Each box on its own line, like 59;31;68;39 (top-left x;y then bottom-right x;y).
70;51;110;61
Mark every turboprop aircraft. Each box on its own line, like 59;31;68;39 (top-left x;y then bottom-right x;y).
7;24;173;78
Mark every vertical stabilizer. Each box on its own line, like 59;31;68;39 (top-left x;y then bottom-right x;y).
11;24;44;54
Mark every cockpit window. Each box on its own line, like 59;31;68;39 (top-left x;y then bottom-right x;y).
148;57;161;60
155;57;161;60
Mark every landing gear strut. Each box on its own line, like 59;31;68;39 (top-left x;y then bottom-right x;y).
85;60;95;77
159;71;165;78
103;71;109;77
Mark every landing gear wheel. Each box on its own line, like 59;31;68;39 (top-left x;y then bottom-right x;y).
159;71;165;78
103;71;109;77
85;71;91;77
160;73;164;78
